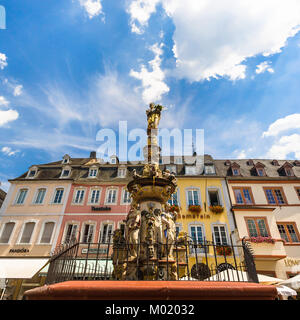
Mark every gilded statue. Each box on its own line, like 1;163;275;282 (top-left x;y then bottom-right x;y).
146;103;164;130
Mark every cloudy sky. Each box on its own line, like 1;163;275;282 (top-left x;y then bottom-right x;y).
1;0;300;191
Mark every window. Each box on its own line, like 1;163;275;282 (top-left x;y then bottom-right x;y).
110;157;116;164
118;168;126;178
168;190;178;206
106;189;117;204
0;222;15;244
28;170;36;178
208;189;221;206
285;168;294;176
257;168;265;176
40;222;55;244
89;188;101;204
34;188;46;204
264;187;286;205
232;168;240;176
204;165;215;175
62;154;70;164
82;224;94;243
53;188;64;204
185;166;196;175
213;225;228;245
20;222;35;243
61;169;70;178
89;168;98;178
245;217;269;238
277;223;300;243
233;187;253;205
122;189;131;204
64;224;78;243
73;189;85;204
190;225;204;244
15;189;28;205
100;224;113;243
187;189;200;206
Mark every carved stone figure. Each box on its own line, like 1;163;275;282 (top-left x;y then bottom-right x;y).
161;205;176;259
125;204;141;261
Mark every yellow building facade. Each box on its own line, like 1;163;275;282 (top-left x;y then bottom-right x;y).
173;175;243;279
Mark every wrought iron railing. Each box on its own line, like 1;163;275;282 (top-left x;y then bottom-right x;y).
45;235;258;284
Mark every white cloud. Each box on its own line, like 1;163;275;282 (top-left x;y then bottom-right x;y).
127;0;300;81
256;61;274;74
0;96;9;106
130;43;169;103
0;109;19;126
0;53;7;69
262;114;300;137
266;133;300;159
13;84;23;96
78;0;103;19
1;146;18;156
127;0;161;34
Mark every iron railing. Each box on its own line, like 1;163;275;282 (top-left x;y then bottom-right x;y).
45;235;258;284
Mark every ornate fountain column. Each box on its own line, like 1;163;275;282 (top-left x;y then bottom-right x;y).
112;103;179;280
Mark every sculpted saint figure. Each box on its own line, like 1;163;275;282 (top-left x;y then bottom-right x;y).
146;103;163;130
125;203;141;261
161;204;177;259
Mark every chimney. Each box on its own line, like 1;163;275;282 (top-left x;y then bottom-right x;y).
89;151;96;159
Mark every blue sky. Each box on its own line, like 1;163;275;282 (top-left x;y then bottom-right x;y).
1;0;300;191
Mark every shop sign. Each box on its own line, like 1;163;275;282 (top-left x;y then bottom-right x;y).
81;248;108;254
91;206;111;211
284;258;300;267
9;248;29;253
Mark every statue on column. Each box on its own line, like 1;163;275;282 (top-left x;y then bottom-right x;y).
146;103;163;130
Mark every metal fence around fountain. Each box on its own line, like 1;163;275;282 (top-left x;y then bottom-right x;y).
45;235;258;285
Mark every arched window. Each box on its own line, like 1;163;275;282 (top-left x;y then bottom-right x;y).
19;222;35;243
0;222;15;244
40;222;55;244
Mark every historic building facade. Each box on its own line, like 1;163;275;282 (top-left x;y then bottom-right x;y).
215;159;300;280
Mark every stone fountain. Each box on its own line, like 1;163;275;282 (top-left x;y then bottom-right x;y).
111;103;181;280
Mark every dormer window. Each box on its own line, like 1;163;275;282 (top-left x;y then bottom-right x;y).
204;164;215;175
230;162;241;176
88;167;98;178
118;167;126;178
62;154;70;165
109;155;118;164
225;160;231;166
278;162;294;177
185;165;196;175
251;162;266;177
294;160;300;167
247;160;254;166
60;166;71;178
272;160;279;166
27;167;38;179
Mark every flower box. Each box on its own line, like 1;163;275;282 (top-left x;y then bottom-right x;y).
209;205;224;214
249;236;275;244
188;205;201;213
216;246;232;256
169;205;180;212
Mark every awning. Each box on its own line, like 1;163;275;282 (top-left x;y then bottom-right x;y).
0;258;49;279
